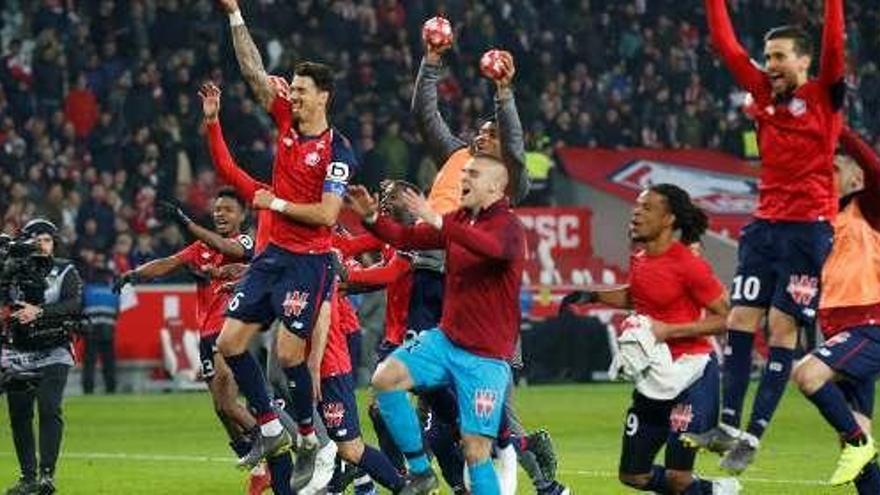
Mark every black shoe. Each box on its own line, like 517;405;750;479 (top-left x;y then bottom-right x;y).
399;469;440;495
237;429;292;470
527;429;559;480
36;476;55;495
5;477;37;495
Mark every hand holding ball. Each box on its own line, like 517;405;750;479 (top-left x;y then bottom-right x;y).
422;16;453;49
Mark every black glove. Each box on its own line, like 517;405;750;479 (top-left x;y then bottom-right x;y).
558;290;597;315
112;271;138;294
157;200;193;228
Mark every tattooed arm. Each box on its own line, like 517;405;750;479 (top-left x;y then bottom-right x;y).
218;0;275;110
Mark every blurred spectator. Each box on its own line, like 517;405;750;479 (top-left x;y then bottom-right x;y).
0;0;877;277
80;261;119;395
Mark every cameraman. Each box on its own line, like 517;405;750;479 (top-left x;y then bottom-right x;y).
1;219;82;495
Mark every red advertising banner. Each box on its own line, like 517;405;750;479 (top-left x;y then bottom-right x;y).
557;147;759;238
114;286;198;361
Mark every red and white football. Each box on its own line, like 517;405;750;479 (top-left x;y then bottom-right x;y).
422;16;453;48
480;49;507;80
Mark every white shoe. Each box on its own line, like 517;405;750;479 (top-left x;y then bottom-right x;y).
298;441;338;495
712;477;742;494
496;444;518;495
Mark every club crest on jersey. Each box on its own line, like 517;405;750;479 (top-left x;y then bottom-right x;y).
669;403;693;432
474;389;497;419
322;402;345;428
282;291;309;318
788;98;807;117
305;151;321;167
786;275;818;306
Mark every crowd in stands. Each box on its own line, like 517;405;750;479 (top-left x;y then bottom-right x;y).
1;0;879;283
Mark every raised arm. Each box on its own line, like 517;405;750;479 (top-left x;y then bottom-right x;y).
840;127;880;228
818;0;845;88
347;252;412;286
186;225;253;260
333;231;383;259
200;82;268;202
492;52;530;204
218;0;275;110
412;53;467;163
705;0;769;95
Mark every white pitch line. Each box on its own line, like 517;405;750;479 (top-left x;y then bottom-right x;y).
0;452;830;487
0;451;232;464
558;469;828;486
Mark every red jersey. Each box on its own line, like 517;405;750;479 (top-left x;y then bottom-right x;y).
206;121;272;253
320;288;353;377
174;235;255;336
369;199;525;360
628;242;725;360
339;294;360;335
707;0;844;222
349;245;413;345
269;95;358;254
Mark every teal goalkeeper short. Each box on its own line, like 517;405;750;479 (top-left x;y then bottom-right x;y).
389;328;511;437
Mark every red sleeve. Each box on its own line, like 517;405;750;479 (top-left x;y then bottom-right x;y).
705;0;770;99
840;127;880;228
683;255;725;307
270;94;292;129
348;253;411;286
333;232;384;258
441;213;525;261
172;242;201;267
366;216;444;251
206;121;269;202
818;0;845;87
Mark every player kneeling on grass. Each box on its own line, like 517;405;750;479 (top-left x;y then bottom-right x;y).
561;185;739;495
791;127;880;491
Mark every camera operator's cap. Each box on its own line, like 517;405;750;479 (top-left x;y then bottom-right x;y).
21;218;58;238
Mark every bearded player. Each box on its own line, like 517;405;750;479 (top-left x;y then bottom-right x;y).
561;185;739;495
791;127;880;490
681;0;845;474
215;1;359;490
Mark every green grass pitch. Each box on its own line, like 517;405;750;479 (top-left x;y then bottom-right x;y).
0;384;858;494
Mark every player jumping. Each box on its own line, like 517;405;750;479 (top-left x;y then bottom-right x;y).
682;0;845;474
561;184;739;495
792;127;880;490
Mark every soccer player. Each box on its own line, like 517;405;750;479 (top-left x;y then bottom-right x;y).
200;81;403;495
791;127;880;490
560;184;738;495
216;1;359;487
113;191;273;484
683;0;845;473
348;153;525;495
416;30;565;494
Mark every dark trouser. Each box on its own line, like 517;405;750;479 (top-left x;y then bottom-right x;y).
6;364;70;480
82;323;116;394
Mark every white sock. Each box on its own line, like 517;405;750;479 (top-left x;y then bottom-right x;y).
260;419;283;437
496;444;518;495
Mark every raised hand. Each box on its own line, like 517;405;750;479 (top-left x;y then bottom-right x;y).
495;51;516;89
156;200;193;228
252;189;275;210
198;82;221;122
346;185;379;219
401;188;440;229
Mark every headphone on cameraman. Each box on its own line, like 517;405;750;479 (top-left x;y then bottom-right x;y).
20;218;58;254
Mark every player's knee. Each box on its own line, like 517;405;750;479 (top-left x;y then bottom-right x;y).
461;435;492;465
217;322;248;356
370;359;407;392
275;331;306;367
665;470;694;493
792;356;831;395
335;439;365;464
618;472;650;489
767;308;798;344
726;306;762;332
